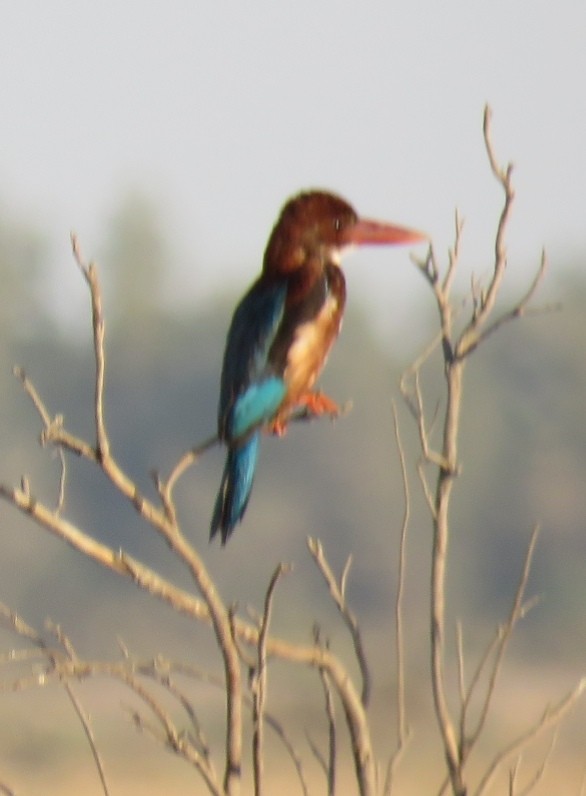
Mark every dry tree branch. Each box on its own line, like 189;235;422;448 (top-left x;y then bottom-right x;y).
15;234;376;793
3;620;224;795
155;433;219;522
8;108;568;796
307;623;337;796
47;621;111;796
474;679;586;796
307;537;371;707
467;249;560;354
463;527;540;754
71;235;109;458
403;106;558;796
0;604;111;796
157;673;214;764
65;679;110;792
118;668;224;796
6;633;314;796
18;235;246;796
1;465;375;790
319;666;337;796
510;728;558;796
12;366;67;513
251;563;289;796
382;403;413;796
457;106;515;346
391;403;410;747
1;237;377;794
306;727;328;781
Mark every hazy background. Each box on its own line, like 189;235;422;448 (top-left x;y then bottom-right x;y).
2;2;585;332
1;3;585;794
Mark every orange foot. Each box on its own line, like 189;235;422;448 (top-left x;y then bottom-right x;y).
267;417;289;437
297;390;341;419
265;391;341;438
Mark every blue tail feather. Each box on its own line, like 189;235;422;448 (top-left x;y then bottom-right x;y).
210;432;260;544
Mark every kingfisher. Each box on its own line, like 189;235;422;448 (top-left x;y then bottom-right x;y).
211;190;427;543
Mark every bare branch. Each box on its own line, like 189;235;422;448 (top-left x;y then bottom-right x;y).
117;668;223;796
252;563;289;796
382;404;413;796
63;682;111;796
16;237;247;795
391;403;409;744
443;209;465;296
319;667;337;796
465;527;540;752
467;249;556;354
12;365;53;428
474;679;586;796
513;728;558;796
307;537;371;707
306;728;328;778
403;106;561;796
457;104;516;359
259;714;309;796
157;673;213;764
155;433;219;520
12;366;67;512
2;108;574;796
0;606;111;795
71;234;109;458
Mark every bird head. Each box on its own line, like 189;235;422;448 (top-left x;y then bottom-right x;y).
263;190;427;275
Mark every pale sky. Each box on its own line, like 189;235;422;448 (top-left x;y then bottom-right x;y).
2;1;585;334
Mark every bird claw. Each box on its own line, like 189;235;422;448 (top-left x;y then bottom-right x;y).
265;391;345;437
297;390;341;419
267;418;289;437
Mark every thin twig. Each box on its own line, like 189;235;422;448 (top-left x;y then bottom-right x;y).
117;668;223;796
468;249;553;354
47;623;110;796
443;209;464;296
63;682;111;796
383;404;413;796
513;728;558;796
509;756;521;795
408;105;557;796
74;237;245;794
319;667;336;796
252;563;289;796
307;728;328;778
391;403;409;744
12;366;67;512
156;434;219;521
474;679;586;796
307;538;371;707
0;606;111;795
157;672;213;764
457;104;516;358
71;234;109;458
465;527;540;753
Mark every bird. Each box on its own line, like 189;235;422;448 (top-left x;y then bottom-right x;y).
210;190;427;543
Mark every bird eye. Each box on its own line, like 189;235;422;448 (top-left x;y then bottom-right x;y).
333;218;341;232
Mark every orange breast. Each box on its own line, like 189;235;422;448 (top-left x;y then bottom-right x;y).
281;290;343;409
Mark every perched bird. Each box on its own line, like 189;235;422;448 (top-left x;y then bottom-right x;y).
211;190;427;543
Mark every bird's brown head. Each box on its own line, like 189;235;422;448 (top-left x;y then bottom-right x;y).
263;190;427;275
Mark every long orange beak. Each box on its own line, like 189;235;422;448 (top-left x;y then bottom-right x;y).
348;218;429;246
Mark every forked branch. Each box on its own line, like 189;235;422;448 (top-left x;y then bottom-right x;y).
403;106;568;796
